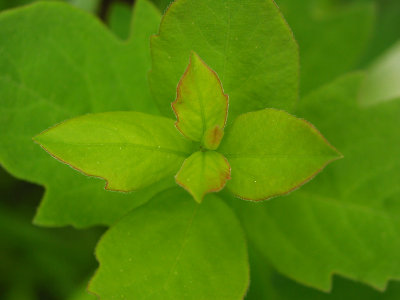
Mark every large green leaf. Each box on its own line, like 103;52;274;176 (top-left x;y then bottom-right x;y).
149;0;299;121
227;73;400;291
89;188;249;299
0;0;162;227
246;246;400;300
175;151;231;203
150;0;171;11
172;52;228;150
68;280;97;300
106;1;132;40
219;109;341;200
276;0;374;94
360;0;400;65
0;0;101;13
34;112;194;191
68;0;100;13
359;41;400;106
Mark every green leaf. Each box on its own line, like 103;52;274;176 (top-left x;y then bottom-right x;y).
172;52;228;150
89;188;249;299
360;0;400;65
107;1;131;40
227;73;400;291
0;0;162;227
219;109;341;201
0;0;101;14
175;151;230;203
276;0;374;94
67;0;100;13
34;112;193;192
68;280;97;300
246;245;400;300
359;41;400;106
0;0;31;11
150;0;171;11
150;0;299;121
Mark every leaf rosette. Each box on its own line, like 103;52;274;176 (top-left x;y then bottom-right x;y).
34;52;341;203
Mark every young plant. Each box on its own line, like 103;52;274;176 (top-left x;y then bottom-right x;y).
1;0;400;299
34;52;340;204
33;50;340;297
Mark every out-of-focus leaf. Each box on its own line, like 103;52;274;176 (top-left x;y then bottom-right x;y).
0;0;35;11
359;41;400;106
68;280;97;300
89;189;249;299
360;0;400;65
227;73;400;291
150;0;171;12
0;166;16;190
246;246;400;300
67;0;100;13
0;0;100;14
0;0;162;227
0;202;102;299
107;1;131;39
150;0;299;121
276;0;374;94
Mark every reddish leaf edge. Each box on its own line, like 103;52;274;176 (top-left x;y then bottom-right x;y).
229;154;342;203
32;116;190;193
32;139;132;194
171;51;229;143
224;108;343;202
175;153;232;203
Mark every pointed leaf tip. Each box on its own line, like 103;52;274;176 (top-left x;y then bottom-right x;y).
34;112;194;192
219;108;342;201
172;52;228;150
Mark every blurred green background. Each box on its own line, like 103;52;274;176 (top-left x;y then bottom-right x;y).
0;3;138;300
1;0;399;299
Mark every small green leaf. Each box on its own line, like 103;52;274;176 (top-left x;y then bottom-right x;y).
34;112;194;192
172;52;228;150
89;188;249;299
219;109;341;200
175;151;231;203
